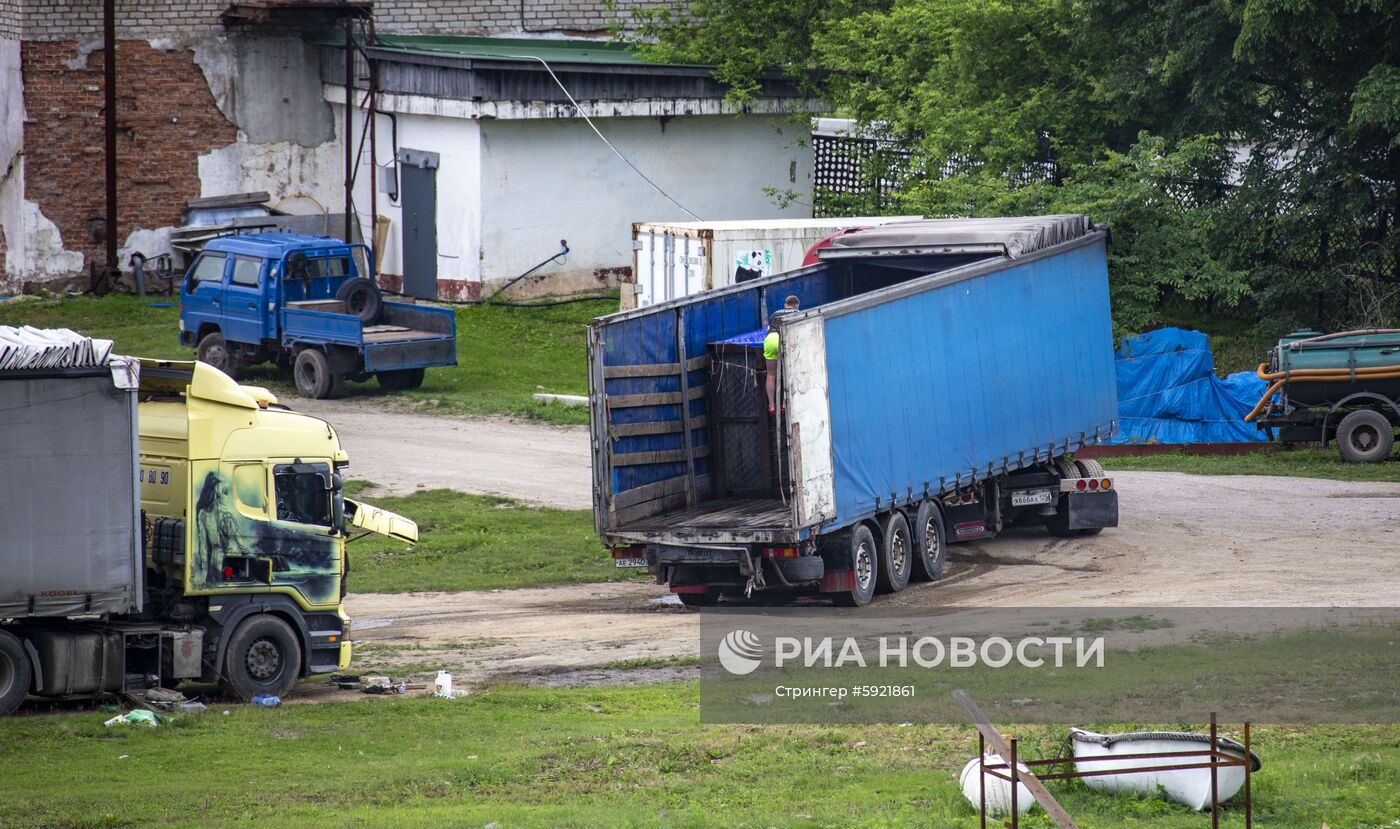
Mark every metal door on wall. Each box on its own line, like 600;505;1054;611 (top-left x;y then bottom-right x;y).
397;149;439;300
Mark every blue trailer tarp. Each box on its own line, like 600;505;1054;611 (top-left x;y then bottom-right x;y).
1110;328;1266;444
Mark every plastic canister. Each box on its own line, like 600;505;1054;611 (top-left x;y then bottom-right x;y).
434;670;453;698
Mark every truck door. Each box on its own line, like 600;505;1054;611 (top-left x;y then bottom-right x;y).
223;255;267;345
182;252;228;340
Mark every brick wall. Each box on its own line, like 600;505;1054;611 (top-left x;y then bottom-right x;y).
370;0;660;35
16;1;665;41
21;40;236;278
0;0;21;39
19;0;227;41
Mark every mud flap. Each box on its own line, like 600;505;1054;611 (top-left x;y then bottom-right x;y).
1065;490;1119;530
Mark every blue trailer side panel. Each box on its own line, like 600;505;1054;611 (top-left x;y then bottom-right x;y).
819;239;1116;528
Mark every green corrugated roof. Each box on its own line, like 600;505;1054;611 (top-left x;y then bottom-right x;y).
340;35;706;69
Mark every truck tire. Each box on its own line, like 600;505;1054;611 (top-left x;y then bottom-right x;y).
336;278;383;325
222;615;301;701
1336;409;1395;463
377;368;425;391
197;332;242;380
828;525;879;607
293;348;345;399
911;500;947;581
0;630;32;716
876;512;912;593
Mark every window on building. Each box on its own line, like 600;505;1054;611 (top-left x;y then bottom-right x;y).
231;255;264;287
273;463;331;527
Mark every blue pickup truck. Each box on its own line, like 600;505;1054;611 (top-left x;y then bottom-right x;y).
178;232;456;398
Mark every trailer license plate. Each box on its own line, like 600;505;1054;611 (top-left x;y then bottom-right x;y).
1012;488;1052;507
614;557;646;568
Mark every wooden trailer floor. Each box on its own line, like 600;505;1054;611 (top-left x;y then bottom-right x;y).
615;498;791;534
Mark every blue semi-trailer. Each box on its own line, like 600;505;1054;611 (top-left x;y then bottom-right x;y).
587;215;1119;606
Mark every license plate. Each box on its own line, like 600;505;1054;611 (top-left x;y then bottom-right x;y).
614;557;647;568
1011;488;1052;507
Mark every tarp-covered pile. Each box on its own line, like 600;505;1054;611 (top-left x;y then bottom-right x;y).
0;326;114;370
1110;328;1266;444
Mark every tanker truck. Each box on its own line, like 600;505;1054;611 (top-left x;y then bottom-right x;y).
587;215;1120;606
0;328;417;714
1245;329;1400;463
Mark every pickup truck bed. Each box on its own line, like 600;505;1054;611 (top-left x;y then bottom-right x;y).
282;300;455;373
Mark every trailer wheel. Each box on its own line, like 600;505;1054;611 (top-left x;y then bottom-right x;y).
828;525;879;607
196;332;243;380
293;348;344;399
911;500;947;581
377;368;426;391
222;615;301;701
336;277;383;325
0;630;32;716
1336;409;1395;463
876;512;912;593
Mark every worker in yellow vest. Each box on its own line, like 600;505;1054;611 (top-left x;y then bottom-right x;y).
764;295;800;415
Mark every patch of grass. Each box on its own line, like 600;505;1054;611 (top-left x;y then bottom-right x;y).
1101;447;1400;482
0;294;613;425
2;682;1397;828
348;488;639;593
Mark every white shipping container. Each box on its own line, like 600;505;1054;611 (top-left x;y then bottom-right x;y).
629;217;921;308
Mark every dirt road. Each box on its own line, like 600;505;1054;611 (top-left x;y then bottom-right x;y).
343;464;1400;687
295;399;592;509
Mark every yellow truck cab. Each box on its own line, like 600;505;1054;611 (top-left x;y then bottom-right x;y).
138;360;416;698
0;342;416;712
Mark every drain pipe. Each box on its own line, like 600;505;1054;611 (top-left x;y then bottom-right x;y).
102;0;118;278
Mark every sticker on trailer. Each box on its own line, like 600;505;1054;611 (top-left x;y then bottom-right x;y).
1011;488;1053;507
138;465;171;488
954;521;986;537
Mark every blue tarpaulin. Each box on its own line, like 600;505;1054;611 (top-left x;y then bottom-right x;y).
1110;328;1266;444
716;329;767;348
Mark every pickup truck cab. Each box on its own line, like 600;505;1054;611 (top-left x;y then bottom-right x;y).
179;232;456;398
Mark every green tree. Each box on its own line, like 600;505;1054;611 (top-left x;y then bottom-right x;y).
628;0;1400;337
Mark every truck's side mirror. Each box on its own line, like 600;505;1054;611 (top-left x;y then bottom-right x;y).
331;472;346;534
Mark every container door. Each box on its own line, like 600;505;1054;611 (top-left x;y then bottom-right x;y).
182;252;228;340
397;148;439;300
222;255;266;345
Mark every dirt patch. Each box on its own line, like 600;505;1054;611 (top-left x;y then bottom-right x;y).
342;470;1400;689
294;399;592;509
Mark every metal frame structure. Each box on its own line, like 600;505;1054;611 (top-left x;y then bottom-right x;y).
972;713;1253;829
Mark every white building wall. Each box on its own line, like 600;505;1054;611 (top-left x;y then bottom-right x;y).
342;105;482;297
477;115;813;299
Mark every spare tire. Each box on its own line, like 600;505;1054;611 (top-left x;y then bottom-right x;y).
336;277;383;325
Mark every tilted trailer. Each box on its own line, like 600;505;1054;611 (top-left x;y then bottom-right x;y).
588;215;1120;606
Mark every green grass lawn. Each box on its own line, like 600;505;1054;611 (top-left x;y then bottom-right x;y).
0;294;611;425
3;682;1396;828
1099;447;1400;483
344;484;639;593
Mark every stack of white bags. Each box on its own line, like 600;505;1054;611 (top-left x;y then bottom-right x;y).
0;326;114;369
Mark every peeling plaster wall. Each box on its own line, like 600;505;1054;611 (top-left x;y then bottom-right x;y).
7;31;345;291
